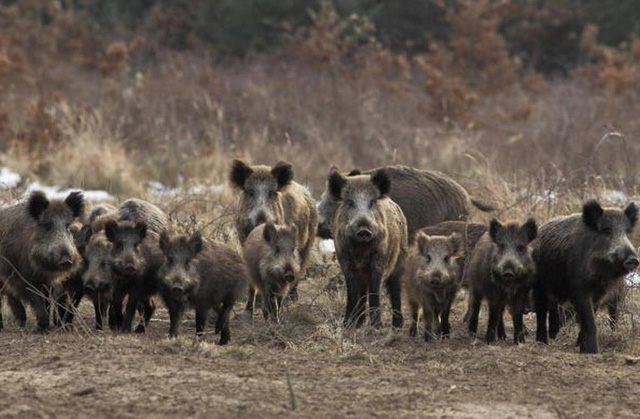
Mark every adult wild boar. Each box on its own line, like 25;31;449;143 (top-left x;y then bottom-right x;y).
317;166;493;241
467;218;537;344
243;223;302;322
329;168;408;328
533;200;639;354
158;232;247;344
0;191;84;331
230;159;318;303
405;232;462;341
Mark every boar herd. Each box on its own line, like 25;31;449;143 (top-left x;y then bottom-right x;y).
0;160;637;354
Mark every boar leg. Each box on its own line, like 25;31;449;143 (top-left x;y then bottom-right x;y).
533;282;549;344
386;269;404;328
549;303;561;339
408;301;419;337
368;279;383;328
286;286;299;305
216;299;234;345
344;278;358;328
32;295;50;332
423;308;435;342
7;295;26;328
574;296;598;354
354;283;368;328
262;292;279;323
606;294;619;331
468;292;482;335
511;297;526;344
135;298;155;333
195;308;208;338
486;300;505;343
497;307;507;340
121;294;140;332
440;297;454;338
166;299;184;338
245;286;256;315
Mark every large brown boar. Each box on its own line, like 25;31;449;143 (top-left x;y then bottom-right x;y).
317;165;493;241
466;218;537;344
243;223;302;322
230;160;318;302
104;219;164;332
405;232;462;341
0;191;84;331
533;200;639;354
329;168;408;328
158;232;247;344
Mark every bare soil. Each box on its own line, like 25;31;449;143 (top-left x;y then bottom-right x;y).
1;275;640;419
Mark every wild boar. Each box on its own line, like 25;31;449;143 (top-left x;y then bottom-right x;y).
0;191;84;331
466;219;537;344
158;232;247;344
533;200;639;353
405;232;462;341
243;223;301;322
329;168;408;328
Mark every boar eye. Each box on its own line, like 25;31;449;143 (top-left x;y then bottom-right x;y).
268;190;276;198
444;255;451;264
345;200;355;208
425;254;432;263
274;246;281;255
246;190;255;198
498;244;506;252
167;257;173;266
368;200;375;209
516;245;526;254
602;227;613;235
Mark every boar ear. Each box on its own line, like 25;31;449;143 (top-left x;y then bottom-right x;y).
449;233;463;256
28;191;49;220
64;191;85;219
371;169;391;197
347;169;362;176
263;222;277;243
159;231;170;254
189;232;204;257
417;233;430;255
582;200;604;230
104;220;119;243
134;221;147;242
624;202;638;228
271;161;294;189
328;169;347;201
521;218;538;243
489;219;503;243
230;159;253;190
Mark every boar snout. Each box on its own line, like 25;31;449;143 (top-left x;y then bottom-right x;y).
429;271;447;286
283;267;296;283
624;254;640;272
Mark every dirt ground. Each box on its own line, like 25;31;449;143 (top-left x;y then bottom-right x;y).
1;274;640;419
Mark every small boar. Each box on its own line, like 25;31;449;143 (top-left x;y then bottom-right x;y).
243;223;302;322
81;232;117;330
533;200;639;354
230;160;318;303
329;168;408;328
405;232;462;341
0;191;84;331
317;165;493;241
104;219;164;332
466;218;537;344
158;232;247;344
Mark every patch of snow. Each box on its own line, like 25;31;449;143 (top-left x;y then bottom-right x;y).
0;167;21;189
319;239;335;253
602;190;628;205
23;182;114;202
627;272;640;287
532;190;557;203
147;181;225;198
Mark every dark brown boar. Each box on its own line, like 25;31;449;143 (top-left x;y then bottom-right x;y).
466;218;537;344
533;200;639;354
317;165;493;241
0;191;84;331
405;232;462;341
104;219;164;332
158;232;248;344
117;198;168;235
230;160;318;303
243;223;302;322
81;232;117;330
329;168;408;328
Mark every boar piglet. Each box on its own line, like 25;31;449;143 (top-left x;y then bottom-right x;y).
534;200;639;353
158;232;247;344
329;168;408;328
243;223;301;322
467;218;537;344
0;191;84;332
104;219;164;332
81;232;118;330
405;232;462;341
